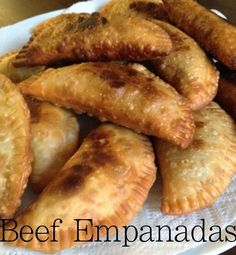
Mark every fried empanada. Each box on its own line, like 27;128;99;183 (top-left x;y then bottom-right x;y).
0;51;44;83
163;0;236;70
27;98;79;193
19;62;195;148
151;21;219;110
100;0;219;110
4;124;156;253
155;102;236;215
215;70;236;121
0;74;31;218
14;12;172;67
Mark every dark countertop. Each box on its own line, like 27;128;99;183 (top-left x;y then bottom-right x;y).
0;0;235;254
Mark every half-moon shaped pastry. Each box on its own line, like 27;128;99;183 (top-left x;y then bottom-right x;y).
155;102;236;215
0;74;31;219
163;0;236;70
0;51;44;83
100;0;219;110
215;69;236;121
5;124;156;253
19;62;195;148
151;20;219;111
27;98;79;193
13;12;172;67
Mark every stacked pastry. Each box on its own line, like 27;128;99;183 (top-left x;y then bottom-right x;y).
0;0;235;253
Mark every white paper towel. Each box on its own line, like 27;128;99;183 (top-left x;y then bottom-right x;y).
0;1;235;254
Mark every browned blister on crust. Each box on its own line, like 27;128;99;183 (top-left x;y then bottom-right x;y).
155;102;236;215
13;12;172;67
27;98;79;193
0;74;31;218
215;70;236;121
19;62;195;148
100;0;169;21
4;124;156;253
0;51;44;83
100;0;219;110
163;0;236;70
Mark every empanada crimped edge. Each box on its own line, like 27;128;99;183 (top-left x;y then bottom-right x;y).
13;12;172;67
18;62;195;148
155;102;236;215
4;124;156;253
0;74;31;218
100;0;219;111
0;51;45;83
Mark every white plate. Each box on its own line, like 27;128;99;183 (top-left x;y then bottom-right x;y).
0;1;235;255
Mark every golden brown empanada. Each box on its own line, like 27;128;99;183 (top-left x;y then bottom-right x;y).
215;70;236;121
5;124;156;253
0;51;44;83
14;12;172;67
155;102;236;215
0;74;31;218
163;0;236;70
151;20;219;110
19;62;195;148
27;98;79;193
100;0;219;110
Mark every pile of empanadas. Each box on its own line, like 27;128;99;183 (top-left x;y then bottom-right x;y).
0;0;236;253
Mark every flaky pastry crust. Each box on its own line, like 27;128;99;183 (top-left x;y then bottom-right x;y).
163;0;236;70
0;74;31;218
27;98;79;193
152;20;219;110
155;102;236;215
19;62;195;148
215;70;236;121
0;51;44;83
14;12;172;66
5;124;156;253
100;0;219;110
100;0;169;21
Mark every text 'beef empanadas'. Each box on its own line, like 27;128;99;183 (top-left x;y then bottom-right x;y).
19;62;195;148
4;124;156;253
27;98;79;193
14;12;172;67
155;102;236;215
0;74;31;218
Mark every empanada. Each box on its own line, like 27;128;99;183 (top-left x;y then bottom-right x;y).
14;12;172;67
0;51;44;83
0;74;31;218
4;124;156;253
27;98;79;193
100;0;219;110
155;102;236;215
163;0;236;70
19;62;195;148
215;69;236;121
151;20;219;110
